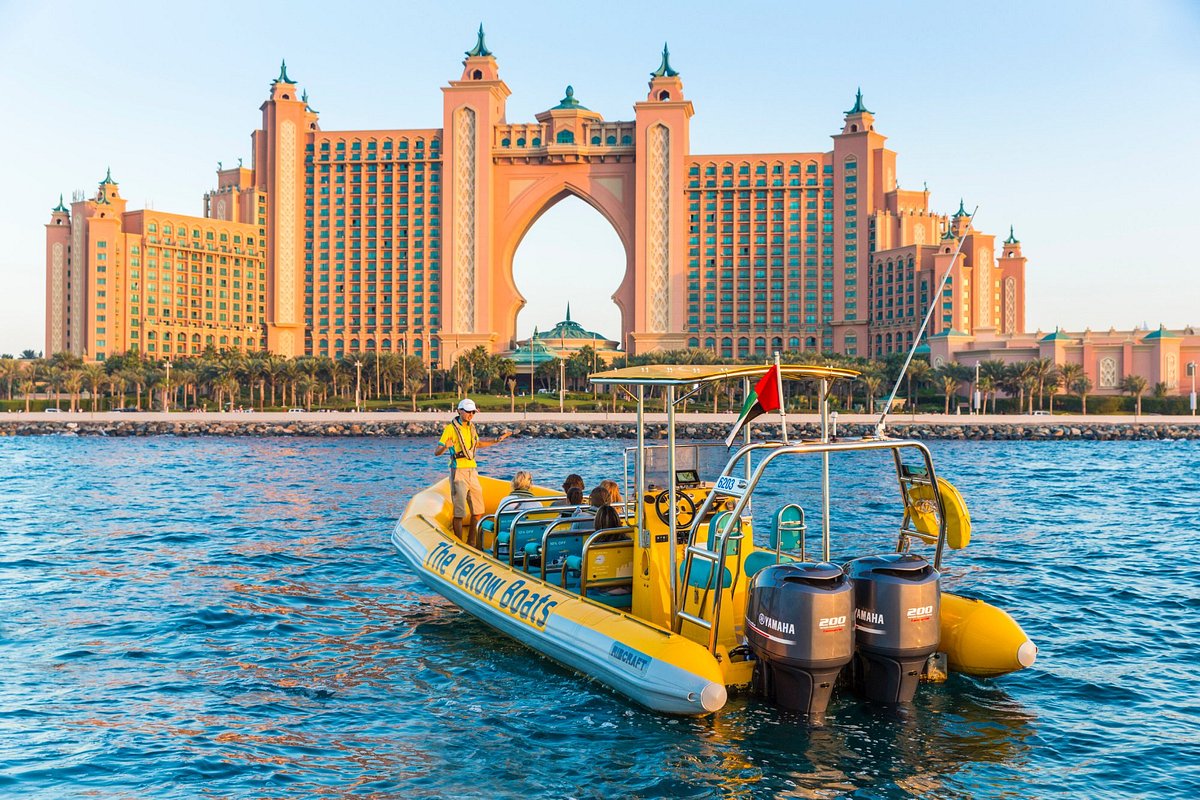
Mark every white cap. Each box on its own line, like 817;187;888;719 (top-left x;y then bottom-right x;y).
457;398;477;412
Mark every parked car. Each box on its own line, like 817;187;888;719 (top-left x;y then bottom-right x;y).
1031;410;1051;416
287;408;305;413
43;407;61;413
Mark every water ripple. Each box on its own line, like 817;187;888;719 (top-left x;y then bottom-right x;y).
0;436;1198;798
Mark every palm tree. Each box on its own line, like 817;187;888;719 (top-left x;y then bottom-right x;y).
0;357;19;401
404;373;426;412
939;373;959;414
977;375;997;414
19;376;35;412
1122;374;1148;416
107;372;127;409
862;374;882;415
1072;374;1093;415
906;359;931;412
1044;369;1062;414
82;363;106;411
1020;373;1038;414
1028;357;1054;410
121;367;146;410
1058;363;1083;412
62;369;84;412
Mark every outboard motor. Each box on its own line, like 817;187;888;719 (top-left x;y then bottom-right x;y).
846;553;940;703
745;562;854;714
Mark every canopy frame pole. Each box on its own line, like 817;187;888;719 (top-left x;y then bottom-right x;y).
667;383;678;621
774;351;788;444
820;377;832;561
636;384;645;544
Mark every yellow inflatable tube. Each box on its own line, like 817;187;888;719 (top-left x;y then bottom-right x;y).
940;593;1037;677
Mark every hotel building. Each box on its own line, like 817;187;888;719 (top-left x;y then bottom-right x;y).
47;29;1023;367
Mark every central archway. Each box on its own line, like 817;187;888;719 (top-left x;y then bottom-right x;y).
510;196;625;342
491;166;637;352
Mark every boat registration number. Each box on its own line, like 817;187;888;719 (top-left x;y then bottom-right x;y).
714;475;749;497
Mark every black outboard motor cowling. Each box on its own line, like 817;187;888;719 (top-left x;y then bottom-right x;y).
745;562;854;714
846;553;940;703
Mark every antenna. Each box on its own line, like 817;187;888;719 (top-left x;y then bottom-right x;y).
875;205;978;437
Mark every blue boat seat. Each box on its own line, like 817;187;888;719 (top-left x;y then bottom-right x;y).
680;560;733;590
745;504;807;578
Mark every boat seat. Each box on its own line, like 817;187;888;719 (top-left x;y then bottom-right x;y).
575;533;634;607
509;518;554;568
744;504;807;578
743;551;798;578
679;510;738;590
680;560;733;590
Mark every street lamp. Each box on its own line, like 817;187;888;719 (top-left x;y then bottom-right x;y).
559;355;565;413
354;359;362;413
164;359;172;414
1188;361;1196;416
973;361;981;415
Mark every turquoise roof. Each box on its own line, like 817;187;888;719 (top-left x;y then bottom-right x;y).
553;85;588;110
1142;325;1182;341
534;305;610;343
274;59;294;85
954;199;969;218
846;87;872;115
466;24;492;57
52;194;69;213
929;329;968;338
100;167;116;185
913;343;931;354
1040;328;1074;342
509;336;559;367
1004;225;1019;244
651;43;679;78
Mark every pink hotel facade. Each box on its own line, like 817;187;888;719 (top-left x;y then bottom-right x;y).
45;31;1199;395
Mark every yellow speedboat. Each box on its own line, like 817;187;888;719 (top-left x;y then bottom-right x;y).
392;363;1036;715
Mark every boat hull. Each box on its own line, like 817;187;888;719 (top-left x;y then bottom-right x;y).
392;482;728;716
940;592;1037;677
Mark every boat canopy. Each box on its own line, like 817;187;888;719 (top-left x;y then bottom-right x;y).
589;363;859;387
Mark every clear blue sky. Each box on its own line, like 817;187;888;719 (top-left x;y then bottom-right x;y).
1;0;1197;355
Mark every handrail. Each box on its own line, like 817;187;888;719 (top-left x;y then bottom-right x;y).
497;502;581;564
578;526;635;599
672;436;948;652
485;492;567;539
535;518;591;581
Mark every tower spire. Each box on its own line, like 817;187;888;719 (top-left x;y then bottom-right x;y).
651;42;679;78
846;87;872;115
954;198;969;218
466;24;492;57
53;194;69;213
1004;225;1020;244
566;303;572;322
100;167;115;185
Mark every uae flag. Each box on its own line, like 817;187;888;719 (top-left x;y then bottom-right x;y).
725;365;782;447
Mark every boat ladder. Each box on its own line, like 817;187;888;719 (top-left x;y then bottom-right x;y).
674;517;742;653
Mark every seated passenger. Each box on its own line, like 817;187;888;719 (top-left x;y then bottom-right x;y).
593;503;622;531
562;473;585;499
598;479;622;506
570;486;608;530
497;471;541;514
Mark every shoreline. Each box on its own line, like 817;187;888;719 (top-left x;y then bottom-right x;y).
2;410;1198;440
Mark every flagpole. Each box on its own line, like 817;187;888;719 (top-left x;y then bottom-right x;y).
773;351;788;444
820;376;831;561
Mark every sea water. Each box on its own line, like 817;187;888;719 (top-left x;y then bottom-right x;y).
1;436;1198;799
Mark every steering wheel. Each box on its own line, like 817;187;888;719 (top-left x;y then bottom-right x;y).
654;490;697;530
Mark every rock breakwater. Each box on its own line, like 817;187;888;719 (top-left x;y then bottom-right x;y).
2;419;1198;440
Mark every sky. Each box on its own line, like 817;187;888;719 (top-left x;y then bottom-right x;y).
1;0;1198;355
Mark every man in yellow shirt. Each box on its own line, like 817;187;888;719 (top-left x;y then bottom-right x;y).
434;398;512;548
